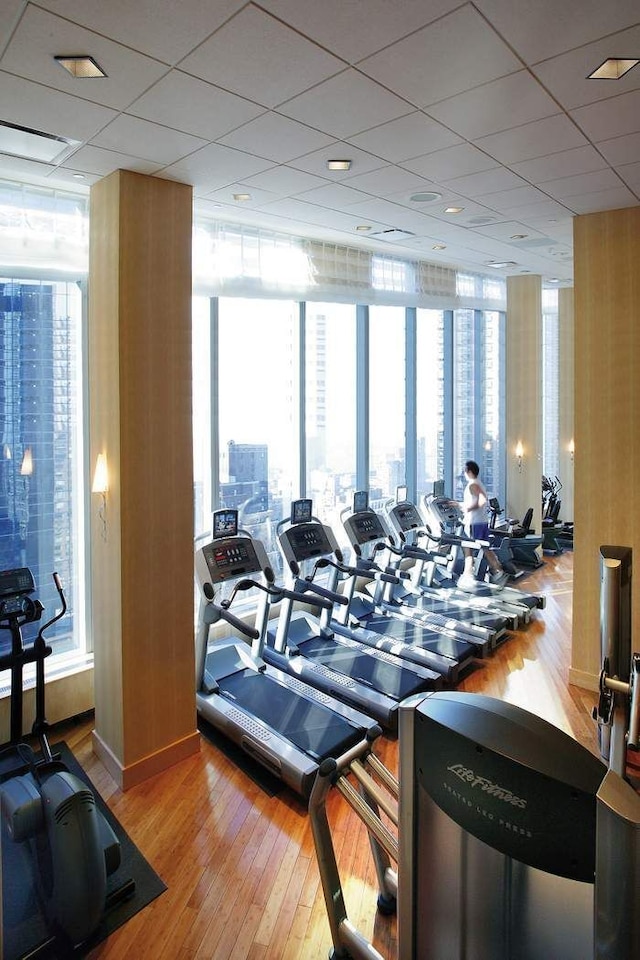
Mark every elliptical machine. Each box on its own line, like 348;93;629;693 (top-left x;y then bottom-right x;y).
0;568;129;956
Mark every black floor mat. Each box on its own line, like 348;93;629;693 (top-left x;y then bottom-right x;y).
2;741;166;959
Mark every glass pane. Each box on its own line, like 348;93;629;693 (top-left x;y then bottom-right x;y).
217;298;299;574
369;306;405;502
482;311;504;504
416;309;445;497
305;303;356;530
0;278;84;654
452;308;475;500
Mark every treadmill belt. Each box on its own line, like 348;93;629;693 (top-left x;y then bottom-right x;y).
299;636;426;700
219;670;364;761
361;613;476;660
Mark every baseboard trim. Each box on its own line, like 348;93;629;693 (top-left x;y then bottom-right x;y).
568;667;599;692
92;728;200;791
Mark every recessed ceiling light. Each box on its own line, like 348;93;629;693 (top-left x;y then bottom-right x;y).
510;234;528;240
72;173;86;180
432;243;447;250
232;193;252;202
486;260;518;268
444;206;464;214
356;225;372;232
410;191;442;203
587;58;639;80
327;159;351;171
547;277;561;283
54;55;107;78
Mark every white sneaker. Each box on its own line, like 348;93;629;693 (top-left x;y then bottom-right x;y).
490;570;509;588
457;573;478;591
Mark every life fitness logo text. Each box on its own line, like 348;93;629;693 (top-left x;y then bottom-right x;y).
447;763;527;809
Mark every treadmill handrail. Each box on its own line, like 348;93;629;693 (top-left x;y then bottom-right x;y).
203;600;260;641
301;578;348;607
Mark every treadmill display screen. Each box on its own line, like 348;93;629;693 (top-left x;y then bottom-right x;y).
213;509;238;538
202;539;258;580
286;524;331;560
393;503;421;530
349;512;386;542
291;499;312;524
353;490;368;513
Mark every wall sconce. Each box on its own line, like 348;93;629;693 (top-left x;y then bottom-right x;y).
515;441;524;473
92;452;109;541
20;447;33;476
568;438;575;462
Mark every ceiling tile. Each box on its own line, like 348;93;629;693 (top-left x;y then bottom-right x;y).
616;161;640;190
218;112;334;163
90;114;208;164
0;6;168;110
358;5;521;108
474;0;640;64
258;0;460;63
596;131;640;165
401;143;499;181
179;6;344;108
428;71;560;140
443;167;527;198
473;115;589;164
479;184;562;212
59;144;163;177
127;71;265;140
343;165;435;198
36;0;246;65
0;71;117;141
510;145;609;183
542;168;625;200
295;182;372;208
347;112;462;163
161;142;274;192
565;185;639;213
277;69;412;140
571;88;640;141
241;165;329;197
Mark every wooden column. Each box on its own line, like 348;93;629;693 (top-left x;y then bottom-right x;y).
558;287;575;520
89;170;199;789
505;276;543;534
570;207;640;690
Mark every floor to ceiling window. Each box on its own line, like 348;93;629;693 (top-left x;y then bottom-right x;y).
416;309;445;499
368;305;406;503
304;302;357;531
216;297;300;573
0;278;85;655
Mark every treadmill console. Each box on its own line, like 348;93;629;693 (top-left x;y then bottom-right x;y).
197;536;265;584
344;510;387;545
280;522;335;564
389;501;422;532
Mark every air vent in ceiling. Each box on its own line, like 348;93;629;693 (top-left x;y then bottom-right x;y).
369;228;415;242
0;121;80;164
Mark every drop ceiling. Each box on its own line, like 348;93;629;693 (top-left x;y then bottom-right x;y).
1;0;638;284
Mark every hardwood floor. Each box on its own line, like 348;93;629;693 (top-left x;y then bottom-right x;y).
59;552;600;960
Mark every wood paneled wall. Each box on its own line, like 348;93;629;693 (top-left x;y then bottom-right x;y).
506;275;543;531
571;207;640;689
88;171;199;788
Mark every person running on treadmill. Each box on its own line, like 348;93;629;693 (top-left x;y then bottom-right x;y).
455;460;509;590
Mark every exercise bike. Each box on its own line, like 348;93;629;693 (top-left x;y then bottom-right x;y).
0;568;132;957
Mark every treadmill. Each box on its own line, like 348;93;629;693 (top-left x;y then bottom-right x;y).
334;493;478;684
422;492;546;619
195;509;380;798
384;493;512;647
263;500;441;733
